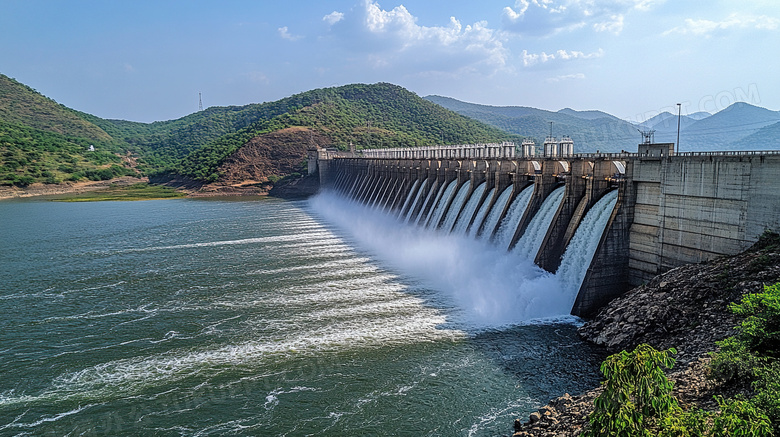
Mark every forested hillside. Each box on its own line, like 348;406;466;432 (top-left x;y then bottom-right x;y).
0;75;136;186
176;83;517;181
1;75;516;187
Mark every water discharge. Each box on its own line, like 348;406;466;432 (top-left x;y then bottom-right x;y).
453;182;486;235
513;186;566;260
311;192;576;326
398;179;420;219
414;179;438;226
479;186;513;240
426;179;457;229
440;181;472;232
556;190;619;307
468;187;496;237
493;184;535;250
404;179;426;223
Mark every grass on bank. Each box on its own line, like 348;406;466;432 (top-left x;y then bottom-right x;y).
53;183;186;202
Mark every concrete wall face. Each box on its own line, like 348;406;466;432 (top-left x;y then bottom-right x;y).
628;154;780;285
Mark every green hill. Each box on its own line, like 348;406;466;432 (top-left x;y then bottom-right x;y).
0;75;112;142
1;76;516;187
175;83;519;182
727;120;780;151
0;74;137;186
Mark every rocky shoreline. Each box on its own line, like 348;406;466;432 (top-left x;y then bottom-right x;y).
1;174;321;201
513;232;780;436
0;176;148;200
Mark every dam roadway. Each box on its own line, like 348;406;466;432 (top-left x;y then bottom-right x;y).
308;143;780;317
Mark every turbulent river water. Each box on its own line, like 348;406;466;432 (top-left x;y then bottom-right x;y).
0;194;604;436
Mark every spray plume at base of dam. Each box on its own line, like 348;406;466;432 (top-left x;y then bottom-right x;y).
309;181;619;326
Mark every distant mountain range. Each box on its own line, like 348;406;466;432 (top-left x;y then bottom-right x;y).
425;96;780;153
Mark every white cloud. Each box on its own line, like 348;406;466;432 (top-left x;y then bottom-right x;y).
547;73;586;82
323;11;345;25
278;26;303;41
522;48;603;67
246;71;269;84
664;13;780;36
328;1;508;75
502;0;658;36
593;14;624;34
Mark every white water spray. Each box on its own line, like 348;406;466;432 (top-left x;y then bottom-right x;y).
556;190;619;308
468;187;496;237
513;186;565;260
493;185;534;250
311;191;574;327
414;180;438;226
426;180;458;229
452;183;486;235
405;179;428;223
398;179;420;219
479;186;513;240
440;181;472;232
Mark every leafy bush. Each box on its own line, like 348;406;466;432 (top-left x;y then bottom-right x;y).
586;340;777;436
711;396;772;437
584;344;679;437
710;282;780;432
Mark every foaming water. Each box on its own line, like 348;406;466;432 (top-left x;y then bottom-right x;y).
426;179;457;229
469;186;496;237
453;182;486;235
311;191;577;326
414;179;438;225
403;179;424;223
440;180;472;232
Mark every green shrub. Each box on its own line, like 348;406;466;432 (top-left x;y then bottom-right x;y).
584;344;679;437
711;395;772;437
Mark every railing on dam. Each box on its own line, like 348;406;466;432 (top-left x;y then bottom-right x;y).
355;148;780;161
360;142;517;159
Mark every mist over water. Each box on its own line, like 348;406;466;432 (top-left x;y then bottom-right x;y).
311;191;576;326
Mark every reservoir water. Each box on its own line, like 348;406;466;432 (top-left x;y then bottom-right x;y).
0;195;604;436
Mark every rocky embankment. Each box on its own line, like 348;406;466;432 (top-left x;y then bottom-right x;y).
513;232;780;436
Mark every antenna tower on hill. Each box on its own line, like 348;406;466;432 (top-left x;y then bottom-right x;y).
198;92;203;112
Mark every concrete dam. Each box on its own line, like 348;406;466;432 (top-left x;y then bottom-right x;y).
309;143;780;317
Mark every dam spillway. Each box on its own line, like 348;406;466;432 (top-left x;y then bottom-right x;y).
311;144;780;317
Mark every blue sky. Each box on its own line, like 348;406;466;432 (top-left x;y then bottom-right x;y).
2;0;778;123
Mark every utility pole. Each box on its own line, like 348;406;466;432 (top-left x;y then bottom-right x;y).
676;103;681;155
